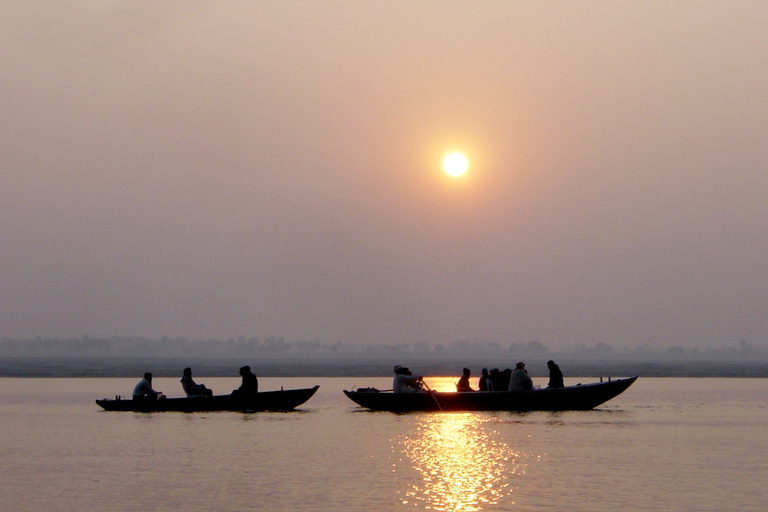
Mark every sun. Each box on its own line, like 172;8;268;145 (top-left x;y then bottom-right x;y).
443;152;469;177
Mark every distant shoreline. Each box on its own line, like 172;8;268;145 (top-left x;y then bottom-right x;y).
0;357;766;378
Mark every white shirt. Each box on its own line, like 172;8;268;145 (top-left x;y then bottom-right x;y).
508;369;533;391
132;378;158;398
181;375;204;396
393;374;423;393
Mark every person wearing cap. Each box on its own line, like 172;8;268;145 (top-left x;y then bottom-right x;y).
393;366;423;393
478;368;494;391
132;372;163;400
508;362;533;391
547;360;564;388
457;368;474;392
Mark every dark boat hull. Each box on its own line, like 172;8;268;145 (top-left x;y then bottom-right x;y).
96;386;319;412
344;377;637;412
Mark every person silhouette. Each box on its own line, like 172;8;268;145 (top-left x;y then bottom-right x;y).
181;367;212;397
457;368;474;392
508;362;533;391
132;372;162;400
547;360;564;388
236;365;258;394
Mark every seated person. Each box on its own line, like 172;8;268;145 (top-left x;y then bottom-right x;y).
393;366;424;393
457;367;474;392
235;365;258;395
181;367;212;397
508;362;533;391
489;368;503;391
500;368;512;391
478;368;494;391
133;372;163;400
547;360;565;388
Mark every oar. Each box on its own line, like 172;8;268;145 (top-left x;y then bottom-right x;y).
421;379;443;412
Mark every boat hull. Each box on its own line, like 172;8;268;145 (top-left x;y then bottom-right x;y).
344;377;637;412
96;386;319;412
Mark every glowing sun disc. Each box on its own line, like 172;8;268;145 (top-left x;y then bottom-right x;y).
443;152;469;177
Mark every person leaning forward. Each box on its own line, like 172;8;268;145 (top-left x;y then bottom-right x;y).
393;366;424;393
547;360;564;388
133;372;163;400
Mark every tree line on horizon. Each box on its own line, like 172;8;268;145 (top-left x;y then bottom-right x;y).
0;335;764;361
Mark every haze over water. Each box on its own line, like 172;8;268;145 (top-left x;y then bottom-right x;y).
3;3;768;355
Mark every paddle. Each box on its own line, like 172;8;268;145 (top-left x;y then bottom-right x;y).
421;379;443;412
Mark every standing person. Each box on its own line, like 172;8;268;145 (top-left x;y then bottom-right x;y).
457;368;474;392
393;366;424;393
133;372;162;400
547;360;564;388
181;367;212;397
478;368;494;391
508;362;533;391
237;365;258;394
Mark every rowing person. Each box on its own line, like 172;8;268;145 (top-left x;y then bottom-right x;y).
132;372;163;400
393;366;424;393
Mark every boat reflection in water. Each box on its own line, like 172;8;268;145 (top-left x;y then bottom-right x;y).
395;412;536;511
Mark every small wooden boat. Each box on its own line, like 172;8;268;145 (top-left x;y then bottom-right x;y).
344;377;637;412
96;386;319;412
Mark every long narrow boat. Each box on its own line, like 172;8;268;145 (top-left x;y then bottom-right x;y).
344;377;636;412
96;386;319;412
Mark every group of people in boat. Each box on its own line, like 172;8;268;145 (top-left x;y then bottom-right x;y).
393;360;565;393
131;365;259;400
131;360;565;400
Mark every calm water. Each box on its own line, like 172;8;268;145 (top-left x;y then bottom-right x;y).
1;376;765;511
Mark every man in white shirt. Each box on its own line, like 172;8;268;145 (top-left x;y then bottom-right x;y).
393;366;424;393
508;362;533;391
132;372;162;400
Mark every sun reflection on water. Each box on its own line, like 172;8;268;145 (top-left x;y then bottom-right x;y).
395;413;532;511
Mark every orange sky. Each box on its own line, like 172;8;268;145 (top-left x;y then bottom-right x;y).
2;2;767;350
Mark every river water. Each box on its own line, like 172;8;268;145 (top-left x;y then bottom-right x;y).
1;376;765;511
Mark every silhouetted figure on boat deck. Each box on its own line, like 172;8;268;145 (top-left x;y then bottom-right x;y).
133;372;163;400
500;368;513;391
508;362;533;391
489;368;502;391
547;360;565;389
457;368;474;392
234;365;258;395
181;367;213;397
393;366;424;393
478;368;494;391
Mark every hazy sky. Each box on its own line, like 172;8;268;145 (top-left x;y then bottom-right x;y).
2;1;767;349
